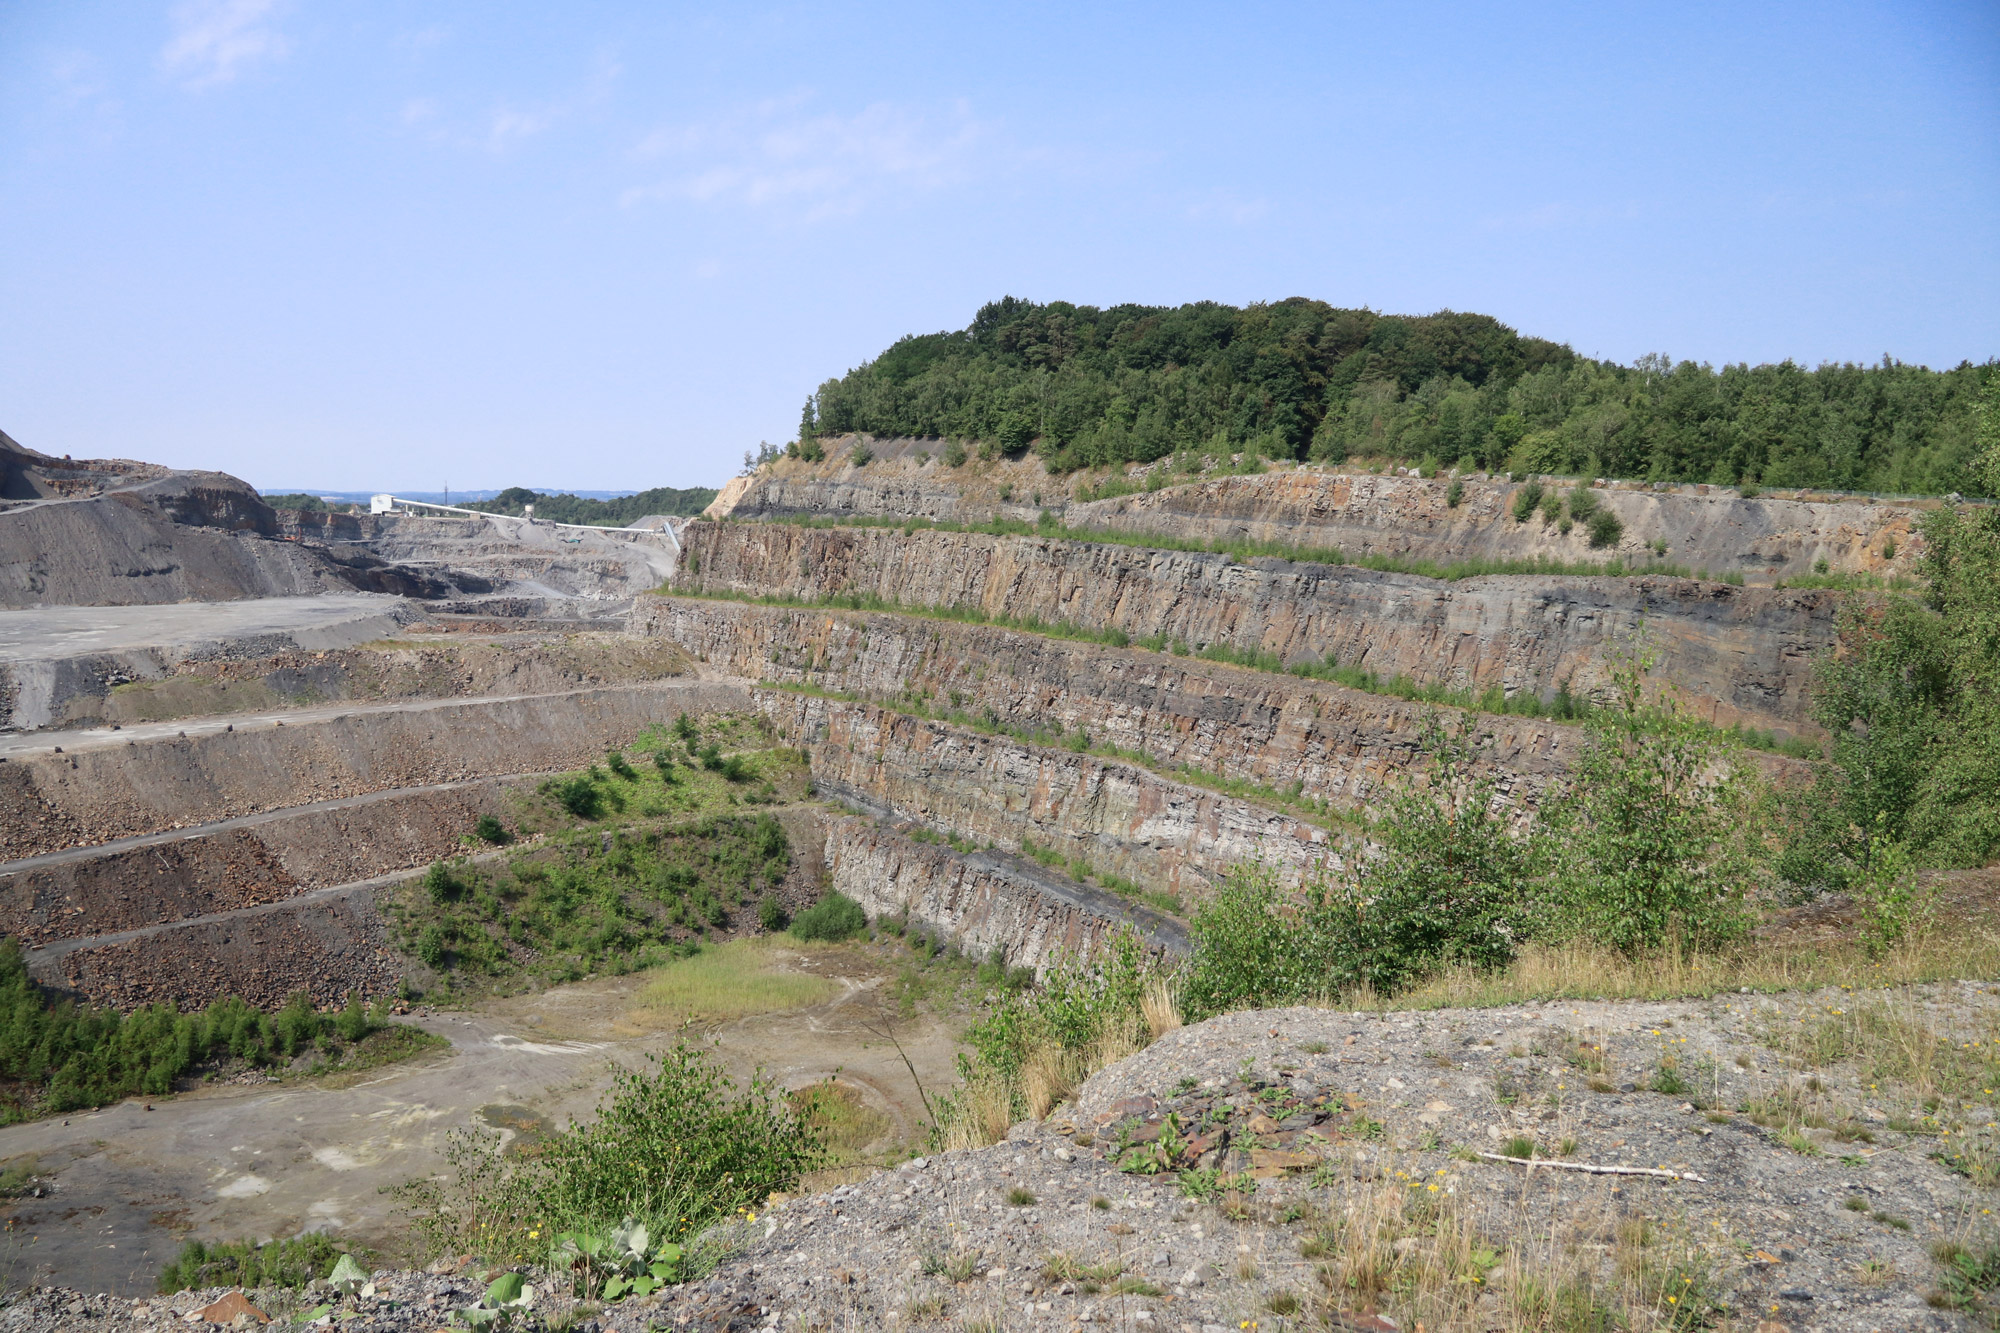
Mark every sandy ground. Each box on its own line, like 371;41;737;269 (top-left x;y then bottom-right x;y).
0;942;959;1297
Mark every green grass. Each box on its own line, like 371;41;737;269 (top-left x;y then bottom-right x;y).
640;938;838;1021
158;1234;353;1295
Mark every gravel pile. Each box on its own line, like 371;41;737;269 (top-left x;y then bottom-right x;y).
9;988;1996;1331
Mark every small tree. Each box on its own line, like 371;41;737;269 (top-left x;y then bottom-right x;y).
1543;655;1755;954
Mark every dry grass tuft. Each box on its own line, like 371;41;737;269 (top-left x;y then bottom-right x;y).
1382;924;2000;1011
1141;974;1183;1040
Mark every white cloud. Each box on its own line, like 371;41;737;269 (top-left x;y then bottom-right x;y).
625;95;988;220
159;0;289;89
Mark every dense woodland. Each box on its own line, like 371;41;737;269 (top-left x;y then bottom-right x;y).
800;298;1995;495
467;485;718;524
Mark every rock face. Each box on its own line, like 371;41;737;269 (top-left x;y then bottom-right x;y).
766;691;1338;901
676;521;1836;732
823;814;1184;976
717;438;1933;581
637;595;1587;817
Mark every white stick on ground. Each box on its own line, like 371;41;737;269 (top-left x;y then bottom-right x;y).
1477;1152;1706;1182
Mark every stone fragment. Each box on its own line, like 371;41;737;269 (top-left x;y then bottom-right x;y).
194;1292;268;1325
1250;1147;1318;1172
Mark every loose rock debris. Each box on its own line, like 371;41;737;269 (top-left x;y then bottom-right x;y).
7;989;1999;1331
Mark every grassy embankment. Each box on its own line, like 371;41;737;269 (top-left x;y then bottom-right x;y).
381;714;812;1000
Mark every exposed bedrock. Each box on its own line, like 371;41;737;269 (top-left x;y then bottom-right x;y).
33;885;404;1011
823;814;1185;977
638;597;1585;816
0;774;541;950
0;680;751;862
676;522;1835;732
716;441;1932;581
763;692;1335;902
1067;470;1924;582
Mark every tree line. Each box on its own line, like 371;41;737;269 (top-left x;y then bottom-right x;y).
799;297;1994;494
466;485;718;525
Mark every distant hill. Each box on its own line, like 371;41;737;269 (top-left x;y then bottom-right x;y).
800;297;1995;495
464;485;719;525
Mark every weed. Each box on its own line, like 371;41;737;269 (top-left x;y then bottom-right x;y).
158;1235;351;1294
1005;1186;1037;1207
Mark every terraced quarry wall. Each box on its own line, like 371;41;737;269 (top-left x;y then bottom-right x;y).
718;439;1934;580
0;681;747;862
639;595;1584;815
676;521;1835;733
823;814;1185;976
765;692;1336;902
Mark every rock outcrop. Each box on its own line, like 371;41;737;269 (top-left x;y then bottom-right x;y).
675;520;1836;732
637;595;1588;817
715;437;1935;581
823;813;1184;976
767;691;1338;902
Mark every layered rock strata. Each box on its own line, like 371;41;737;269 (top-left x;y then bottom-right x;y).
765;691;1337;901
823;814;1184;977
639;596;1583;817
676;521;1834;732
716;439;1934;580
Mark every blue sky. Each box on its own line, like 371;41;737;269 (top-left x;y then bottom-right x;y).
2;1;1995;492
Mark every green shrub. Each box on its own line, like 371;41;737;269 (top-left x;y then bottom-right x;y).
790;892;868;942
673;714;700;743
424;861;465;904
1586;509;1624;548
0;943;421;1123
1445;480;1464;508
850;443;873;467
652;752;678;784
943;441;968;468
473;815;511;845
1541;655;1755;954
1511;481;1544;522
397;1041;822;1260
1539;489;1564;525
158;1234;350;1294
607;752;638;781
1179;715;1541;1013
1883;536;1897;560
1566;484;1599;521
758;897;790;932
550;774;605;819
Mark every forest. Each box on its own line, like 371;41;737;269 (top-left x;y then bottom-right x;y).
466;485;718;524
800;297;1994;494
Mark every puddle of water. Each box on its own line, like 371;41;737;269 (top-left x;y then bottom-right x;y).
477;1103;552;1157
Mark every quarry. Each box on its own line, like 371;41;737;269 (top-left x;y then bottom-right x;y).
1;423;1997;1333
